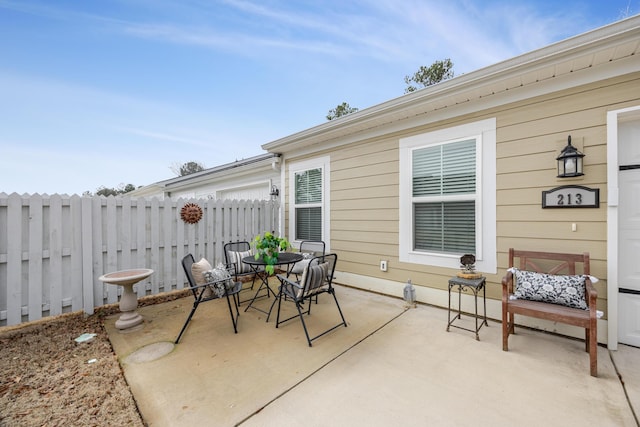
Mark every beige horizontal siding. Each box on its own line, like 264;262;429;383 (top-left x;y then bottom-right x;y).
281;72;640;320
332;172;398;191
332;197;398;211
498;221;606;241
497;74;639;141
497;205;605;223
492;77;639;292
332;219;397;233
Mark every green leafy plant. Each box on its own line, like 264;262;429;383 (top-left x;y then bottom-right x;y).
252;231;290;274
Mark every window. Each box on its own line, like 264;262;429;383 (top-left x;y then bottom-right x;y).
295;168;322;240
289;156;330;245
399;119;496;272
413;139;476;254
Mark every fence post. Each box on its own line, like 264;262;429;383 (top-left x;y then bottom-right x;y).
81;196;94;315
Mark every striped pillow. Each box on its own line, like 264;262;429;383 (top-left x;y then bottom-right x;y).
228;250;253;274
299;262;329;298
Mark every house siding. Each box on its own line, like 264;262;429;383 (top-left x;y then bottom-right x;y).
282;72;640;324
496;72;640;317
265;19;640;345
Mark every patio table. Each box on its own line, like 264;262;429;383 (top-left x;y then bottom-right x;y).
242;252;304;315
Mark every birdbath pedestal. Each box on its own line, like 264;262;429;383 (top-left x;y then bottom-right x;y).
99;268;154;330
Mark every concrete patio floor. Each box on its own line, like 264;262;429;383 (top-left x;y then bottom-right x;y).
104;284;639;427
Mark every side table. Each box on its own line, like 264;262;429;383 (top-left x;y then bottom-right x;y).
446;276;488;340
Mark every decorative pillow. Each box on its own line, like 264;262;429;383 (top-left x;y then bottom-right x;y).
299;262;329;298
228;250;253;274
191;258;213;285
512;268;588;310
291;253;313;275
203;264;234;298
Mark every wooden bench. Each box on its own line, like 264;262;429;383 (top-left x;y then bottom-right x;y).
501;248;598;377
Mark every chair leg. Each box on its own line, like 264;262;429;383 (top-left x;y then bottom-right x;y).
295;302;313;347
304;291;346;346
225;293;239;334
233;292;240;310
275;288;347;346
509;315;515;335
175;302;199;344
588;323;597;377
330;290;347;327
275;291;284;328
266;287;281;322
502;307;509;351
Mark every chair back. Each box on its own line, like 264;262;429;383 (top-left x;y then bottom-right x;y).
181;254;199;298
291;240;326;276
299;240;325;257
224;241;254;277
508;248;590;275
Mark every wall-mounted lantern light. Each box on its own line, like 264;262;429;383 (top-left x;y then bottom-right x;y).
556;135;585;178
269;184;279;200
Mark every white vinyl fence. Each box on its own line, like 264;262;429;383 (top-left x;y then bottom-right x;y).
0;193;279;327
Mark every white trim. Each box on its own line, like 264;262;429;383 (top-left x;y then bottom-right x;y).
399;118;496;272
277;158;286;237
607;104;640;350
288;156;331;250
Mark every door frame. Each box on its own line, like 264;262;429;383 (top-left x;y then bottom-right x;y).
607;105;640;350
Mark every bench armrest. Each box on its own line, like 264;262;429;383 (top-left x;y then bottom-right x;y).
501;270;514;302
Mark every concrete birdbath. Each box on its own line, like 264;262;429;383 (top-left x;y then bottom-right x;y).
99;268;154;330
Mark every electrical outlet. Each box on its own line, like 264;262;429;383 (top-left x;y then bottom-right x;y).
380;260;388;272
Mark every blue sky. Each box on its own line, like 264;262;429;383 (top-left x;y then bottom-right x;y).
1;0;638;195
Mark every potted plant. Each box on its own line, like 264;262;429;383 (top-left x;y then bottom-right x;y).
252;231;290;274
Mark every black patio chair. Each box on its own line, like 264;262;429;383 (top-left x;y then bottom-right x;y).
224;241;266;304
175;254;241;344
270;253;347;346
290;240;326;304
291;240;326;279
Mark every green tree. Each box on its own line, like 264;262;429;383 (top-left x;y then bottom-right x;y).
87;183;137;197
404;59;454;93
171;161;206;176
326;102;359;121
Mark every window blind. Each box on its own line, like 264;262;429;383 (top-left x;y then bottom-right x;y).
295;207;322;240
295;168;322;204
295;168;322;240
412;139;476;254
414;201;475;253
413;139;476;196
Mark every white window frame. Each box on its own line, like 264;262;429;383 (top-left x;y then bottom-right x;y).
288;156;330;248
399;118;496;273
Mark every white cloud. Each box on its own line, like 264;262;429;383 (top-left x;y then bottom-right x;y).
1;0;632;195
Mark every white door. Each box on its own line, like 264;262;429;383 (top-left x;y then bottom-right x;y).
618;118;640;347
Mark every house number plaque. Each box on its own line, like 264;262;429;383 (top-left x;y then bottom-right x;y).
542;185;599;208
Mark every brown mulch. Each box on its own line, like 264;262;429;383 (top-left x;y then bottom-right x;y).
0;291;190;427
